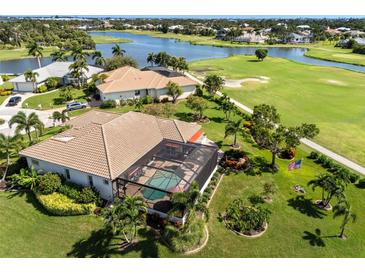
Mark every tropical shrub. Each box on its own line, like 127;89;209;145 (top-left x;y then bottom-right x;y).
224;198;270;235
1;75;10;82
141;95;153;104
36;173;62;194
36;192;95;216
77;187;98;204
104;56;138;71
58;181;100;204
119;99;127;106
308;151;319;159
160;97;169;103
58;182;81;200
45;77;60;90
37;85;48;93
163;219;205;253
0;90;12;96
100;100;117;109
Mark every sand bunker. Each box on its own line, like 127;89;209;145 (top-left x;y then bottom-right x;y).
224;76;270;88
324;79;347;86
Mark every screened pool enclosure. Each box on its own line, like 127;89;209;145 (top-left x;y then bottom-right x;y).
113;139;218;214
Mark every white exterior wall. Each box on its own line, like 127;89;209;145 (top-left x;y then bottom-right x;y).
100;85;196;102
12;82;36;92
25;157;114;201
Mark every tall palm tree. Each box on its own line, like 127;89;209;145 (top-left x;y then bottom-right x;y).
50;49;67;62
24;70;39;92
111;44;126;57
92;51;105;67
224;119;244;148
52;110;70;125
71;46;89;61
333;199;357;239
177;56;188;73
8;111;44;143
27;42;43;68
69;59;89;88
0;133;21;182
102;196;147;243
146;52;156;66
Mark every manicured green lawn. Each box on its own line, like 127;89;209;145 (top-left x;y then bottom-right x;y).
91;35;132;44
0;46;58;61
1;99;365;257
22;88;87;110
305;41;365;66
0;95;8;105
190;55;365;167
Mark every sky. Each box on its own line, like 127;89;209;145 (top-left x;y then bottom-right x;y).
1;0;364;16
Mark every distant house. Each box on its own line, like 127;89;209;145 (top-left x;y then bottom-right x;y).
233;32;268;44
20;110;218;220
336;27;351;32
216;28;230;40
97;66;198;102
168;25;184;31
10;62;103;92
285;33;312;43
296;25;311;30
338;37;365;47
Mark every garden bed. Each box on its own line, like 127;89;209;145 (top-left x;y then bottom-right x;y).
224;218;268;238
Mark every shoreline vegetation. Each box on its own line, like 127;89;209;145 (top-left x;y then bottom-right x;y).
90;35;132;44
98;29;365;67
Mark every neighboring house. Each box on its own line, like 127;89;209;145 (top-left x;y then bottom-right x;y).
233;32;268;44
337;37;365;47
216;28;230;40
296;25;311;31
336;27;351;32
285;33;312;43
10;62;103;92
20;110;218;218
97;66;198;102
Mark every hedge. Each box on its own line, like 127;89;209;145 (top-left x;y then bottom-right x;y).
36;192;96;216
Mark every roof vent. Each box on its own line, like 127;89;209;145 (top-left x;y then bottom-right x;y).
52;136;75;143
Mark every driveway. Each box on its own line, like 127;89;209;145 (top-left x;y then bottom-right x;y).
0;92;55;136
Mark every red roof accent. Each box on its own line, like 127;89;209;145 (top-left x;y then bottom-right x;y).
189;130;203;143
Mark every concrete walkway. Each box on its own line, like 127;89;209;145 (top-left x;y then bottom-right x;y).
185;72;365;175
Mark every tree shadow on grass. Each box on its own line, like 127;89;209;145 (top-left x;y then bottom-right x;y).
287;196;326;219
210;116;225;124
244;156;272;176
302;229;326;247
67;227;119;258
355;180;365;189
67;227;160;258
174;112;193;122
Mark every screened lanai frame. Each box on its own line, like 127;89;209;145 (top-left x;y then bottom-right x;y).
113;139;218;213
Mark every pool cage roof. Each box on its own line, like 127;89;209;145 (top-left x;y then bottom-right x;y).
114;139;218;212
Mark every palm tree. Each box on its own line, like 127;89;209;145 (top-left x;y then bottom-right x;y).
177;57;188;73
8;111;44;143
27;42;43;68
92;51;105;67
219;93;236;121
112;44;126;57
169;182;208;230
102;196;147;243
50;49;67;62
70;46;89;61
224;119;244;148
24;69;39;92
52;110;70;125
167;81;183;103
204;74;225;95
155;52;170;67
308;173;347;208
333;199;357;239
0;134;21;182
69;59;89;88
146;52;156;66
168;56;179;71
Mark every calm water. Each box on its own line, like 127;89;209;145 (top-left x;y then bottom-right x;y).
1;31;365;74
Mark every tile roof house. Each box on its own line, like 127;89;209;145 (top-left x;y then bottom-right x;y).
97;66;198;102
20;110;218;209
10;61;103;92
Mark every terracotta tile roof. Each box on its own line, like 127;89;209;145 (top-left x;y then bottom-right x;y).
20;110;201;180
97;66;197;94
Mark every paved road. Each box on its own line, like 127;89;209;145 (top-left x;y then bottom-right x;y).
0;93;54;136
185;72;365;175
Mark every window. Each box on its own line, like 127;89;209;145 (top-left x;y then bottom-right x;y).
31;159;39;166
88;175;94;187
104;179;109;185
135;90;140;96
146;89;149;95
65;169;71;180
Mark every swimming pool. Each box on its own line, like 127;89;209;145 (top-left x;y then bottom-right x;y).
142;170;181;200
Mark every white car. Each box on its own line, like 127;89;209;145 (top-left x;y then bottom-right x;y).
66;102;87;111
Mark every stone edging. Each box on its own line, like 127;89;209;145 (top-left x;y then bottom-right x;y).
224;219;268;238
184;225;209;255
206;174;224;208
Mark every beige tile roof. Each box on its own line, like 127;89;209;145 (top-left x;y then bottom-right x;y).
20;110;201;180
97;66;198;94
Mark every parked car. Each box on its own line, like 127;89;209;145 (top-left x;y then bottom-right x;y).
7;96;22;106
66;102;87;111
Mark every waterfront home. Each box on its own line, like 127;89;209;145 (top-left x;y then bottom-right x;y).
97;66;197;102
233;32;268;44
285;32;312;43
20;110;218;218
10;62;103;92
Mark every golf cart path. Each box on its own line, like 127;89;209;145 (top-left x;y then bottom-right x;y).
185;72;365;176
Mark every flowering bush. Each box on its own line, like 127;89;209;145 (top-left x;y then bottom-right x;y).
36;192;95;216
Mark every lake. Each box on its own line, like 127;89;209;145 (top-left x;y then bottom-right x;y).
1;31;365;74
